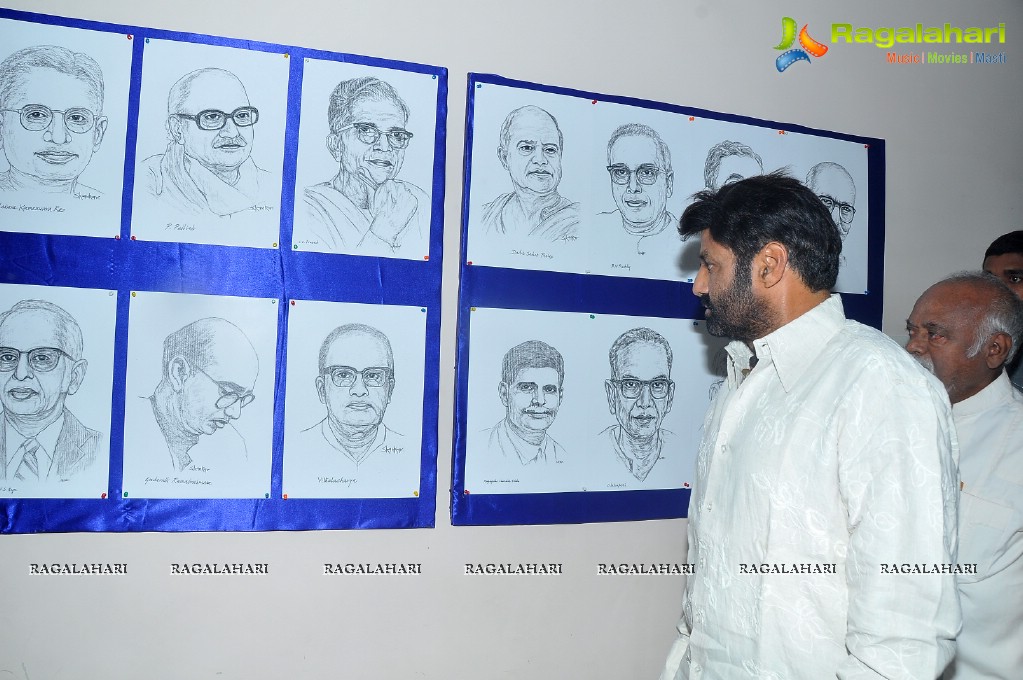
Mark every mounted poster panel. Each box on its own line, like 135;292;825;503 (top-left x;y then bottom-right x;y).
0;8;447;532
451;73;884;525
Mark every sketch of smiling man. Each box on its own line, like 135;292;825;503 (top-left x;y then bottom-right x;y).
296;323;405;469
599;328;675;481
145;318;258;473
0;45;108;198
303;77;429;254
0;299;100;482
139;68;271;218
480;105;579;242
486;340;566;466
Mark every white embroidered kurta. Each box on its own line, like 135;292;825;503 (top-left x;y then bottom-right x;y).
943;371;1023;680
662;295;960;679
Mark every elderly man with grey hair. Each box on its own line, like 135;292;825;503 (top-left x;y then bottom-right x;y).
303;77;428;254
0;299;99;482
479;105;579;242
906;271;1023;680
0;45;108;198
594;123;678;257
139;67;271;218
599;327;675;481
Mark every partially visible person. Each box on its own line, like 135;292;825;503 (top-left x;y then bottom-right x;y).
703;140;762;191
139;68;271;218
594;124;677;257
661;172;959;679
983;229;1023;389
0;45;108;198
303;77;429;254
906;271;1023;680
0;299;99;482
599;327;675;481
479;106;578;242
806;161;856;239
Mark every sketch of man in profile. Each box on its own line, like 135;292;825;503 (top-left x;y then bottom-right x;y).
0;45;108;199
303;77;429;254
294;323;405;472
141;318;258;473
479;105;579;242
703;140;763;191
485;340;566;466
599;328;675;482
594;123;678;256
806;161;856;239
0;300;99;482
138;68;272;219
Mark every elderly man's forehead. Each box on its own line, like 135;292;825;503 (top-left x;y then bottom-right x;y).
507;109;560;142
614;340;670;372
0;308;73;351
812;166;855;199
179;72;250;112
610;134;658;162
325;330;392;367
6;67;102;110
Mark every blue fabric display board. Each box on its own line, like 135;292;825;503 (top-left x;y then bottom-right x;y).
451;73;885;526
0;9;446;531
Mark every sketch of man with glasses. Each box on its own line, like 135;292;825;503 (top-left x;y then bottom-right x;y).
138;68;271;218
594;124;678;257
479;105;579;242
302;77;429;254
142;317;258;473
599;328;675;481
295;323;405;471
806;161;856;239
0;45;108;199
0;300;99;483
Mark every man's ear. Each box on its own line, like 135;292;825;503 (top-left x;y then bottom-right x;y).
66;359;89;396
168;356;191;391
604;379;616;414
327;133;341;162
665;171;674;199
167;116;185;145
664;381;675;414
985;332;1013;370
498;381;509;407
92;116;108;151
497;146;509;172
314;375;326;404
755;241;789;289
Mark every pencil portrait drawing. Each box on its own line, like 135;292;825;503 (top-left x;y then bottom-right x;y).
0;300;99;482
0;45;108;199
806;161;856;239
703;140;763;191
302;77;429;254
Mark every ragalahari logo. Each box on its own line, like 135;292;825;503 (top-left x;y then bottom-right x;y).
774;17;829;72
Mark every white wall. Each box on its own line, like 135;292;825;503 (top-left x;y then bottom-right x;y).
1;1;1020;678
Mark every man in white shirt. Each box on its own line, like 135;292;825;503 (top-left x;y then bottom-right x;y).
661;172;960;679
906;272;1023;680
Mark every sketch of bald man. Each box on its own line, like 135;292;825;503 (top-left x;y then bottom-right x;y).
479;105;579;242
138;68;272;218
144;317;258;473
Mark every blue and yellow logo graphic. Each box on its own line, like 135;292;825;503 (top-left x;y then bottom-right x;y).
774;17;829;71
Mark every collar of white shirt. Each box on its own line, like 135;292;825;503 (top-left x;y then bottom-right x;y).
726;294;846;393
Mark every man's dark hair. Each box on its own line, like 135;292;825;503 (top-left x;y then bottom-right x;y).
984;230;1023;259
501;340;564;388
678;171;842;292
